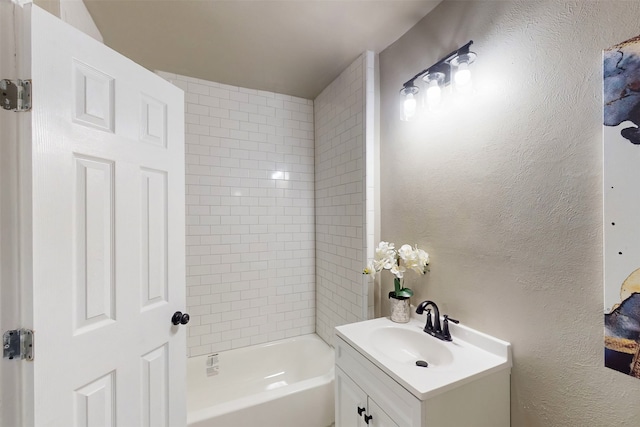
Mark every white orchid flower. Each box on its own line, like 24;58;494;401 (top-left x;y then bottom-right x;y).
415;248;430;272
397;244;413;260
398;244;430;274
362;262;377;279
398;245;417;273
374;241;397;270
390;264;406;279
363;241;429;292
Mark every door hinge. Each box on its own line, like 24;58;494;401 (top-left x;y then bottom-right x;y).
3;329;34;361
1;79;32;112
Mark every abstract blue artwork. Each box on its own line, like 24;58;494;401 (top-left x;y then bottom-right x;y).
604;34;640;377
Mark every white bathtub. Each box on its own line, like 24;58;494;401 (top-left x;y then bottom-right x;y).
187;334;335;427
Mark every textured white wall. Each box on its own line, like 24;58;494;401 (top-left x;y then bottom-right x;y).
379;1;640;425
315;53;375;344
158;72;315;357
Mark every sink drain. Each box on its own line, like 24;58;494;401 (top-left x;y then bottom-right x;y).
416;360;429;368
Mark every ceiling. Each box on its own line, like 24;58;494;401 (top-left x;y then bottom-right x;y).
83;0;442;99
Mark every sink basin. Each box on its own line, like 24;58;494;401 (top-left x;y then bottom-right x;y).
369;326;454;366
335;315;512;400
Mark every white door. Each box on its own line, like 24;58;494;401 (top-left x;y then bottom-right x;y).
23;4;185;426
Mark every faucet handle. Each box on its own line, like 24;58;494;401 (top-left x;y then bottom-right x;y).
425;308;433;331
443;315;459;324
442;315;459;341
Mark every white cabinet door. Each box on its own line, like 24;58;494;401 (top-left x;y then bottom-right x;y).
336;367;368;427
25;5;186;426
367;398;400;427
336;367;402;427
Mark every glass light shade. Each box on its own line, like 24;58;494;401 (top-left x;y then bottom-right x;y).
450;52;477;93
426;84;441;106
422;72;445;110
403;94;417;120
454;63;471;87
400;85;419;121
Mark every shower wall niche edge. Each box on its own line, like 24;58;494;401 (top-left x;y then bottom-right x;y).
314;51;378;346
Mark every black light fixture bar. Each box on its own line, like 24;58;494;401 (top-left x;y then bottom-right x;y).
401;40;474;89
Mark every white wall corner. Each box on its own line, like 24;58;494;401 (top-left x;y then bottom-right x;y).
10;0;33;7
59;0;103;43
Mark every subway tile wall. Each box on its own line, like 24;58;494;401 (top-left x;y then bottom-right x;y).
157;71;316;357
314;53;373;345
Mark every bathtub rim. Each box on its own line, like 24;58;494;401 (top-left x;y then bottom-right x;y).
187;332;332;367
187;333;335;426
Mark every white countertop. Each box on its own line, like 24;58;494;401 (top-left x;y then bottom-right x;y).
335;313;512;400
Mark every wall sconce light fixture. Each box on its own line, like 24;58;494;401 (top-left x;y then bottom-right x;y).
399;40;476;121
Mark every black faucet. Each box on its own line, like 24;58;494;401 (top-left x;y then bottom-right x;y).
415;300;459;341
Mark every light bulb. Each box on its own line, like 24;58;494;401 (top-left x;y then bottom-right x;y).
403;93;417;120
399;84;420;121
426;80;442;109
455;62;471;86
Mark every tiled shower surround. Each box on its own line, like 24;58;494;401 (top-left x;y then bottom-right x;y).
158;71;315;357
159;53;374;356
314;53;374;345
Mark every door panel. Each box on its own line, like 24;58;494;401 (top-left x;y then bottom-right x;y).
72;59;115;132
140;168;168;309
73;155;115;333
141;344;169;427
74;371;115;427
29;5;185;426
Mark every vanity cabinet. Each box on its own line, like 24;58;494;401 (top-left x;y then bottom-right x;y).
334;330;510;427
335;335;421;427
335;366;399;427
